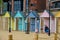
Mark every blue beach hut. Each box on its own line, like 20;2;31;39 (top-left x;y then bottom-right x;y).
14;11;26;31
26;10;40;32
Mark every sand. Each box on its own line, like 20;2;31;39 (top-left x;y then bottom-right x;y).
0;30;60;40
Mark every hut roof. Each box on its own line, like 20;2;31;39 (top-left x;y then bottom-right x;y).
14;11;25;18
40;10;54;17
3;11;10;17
27;10;39;18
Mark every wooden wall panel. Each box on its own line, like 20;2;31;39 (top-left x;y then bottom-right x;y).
16;18;18;31
5;18;8;30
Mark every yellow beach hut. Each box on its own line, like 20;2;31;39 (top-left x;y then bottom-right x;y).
55;11;60;33
2;12;10;30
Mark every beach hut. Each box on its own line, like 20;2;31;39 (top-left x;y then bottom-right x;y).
14;11;26;31
26;10;40;32
55;11;60;33
2;12;10;30
40;10;56;33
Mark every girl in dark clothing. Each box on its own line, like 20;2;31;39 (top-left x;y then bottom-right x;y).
45;25;49;33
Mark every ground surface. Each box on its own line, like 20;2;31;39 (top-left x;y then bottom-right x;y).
0;30;60;40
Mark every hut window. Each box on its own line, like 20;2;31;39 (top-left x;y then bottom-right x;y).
14;1;21;11
57;2;60;8
3;2;8;13
26;0;28;8
51;1;60;8
31;18;35;24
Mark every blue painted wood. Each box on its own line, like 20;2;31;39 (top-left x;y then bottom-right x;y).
28;11;39;18
30;18;35;32
29;13;36;18
26;11;40;32
27;11;36;32
26;0;28;9
37;20;40;32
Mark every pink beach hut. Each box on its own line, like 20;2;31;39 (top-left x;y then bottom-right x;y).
40;10;56;33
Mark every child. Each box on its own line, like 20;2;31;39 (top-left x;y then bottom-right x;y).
45;25;49;33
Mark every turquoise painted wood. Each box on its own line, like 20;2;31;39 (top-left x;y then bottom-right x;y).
14;11;26;31
23;18;26;31
14;11;22;17
18;18;22;31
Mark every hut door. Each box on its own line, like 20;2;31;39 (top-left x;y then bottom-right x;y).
18;18;22;31
30;18;35;32
44;19;49;33
0;17;3;30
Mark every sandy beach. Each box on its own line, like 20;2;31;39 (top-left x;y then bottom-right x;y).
0;30;60;40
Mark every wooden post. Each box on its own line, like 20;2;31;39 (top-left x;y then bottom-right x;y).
8;33;13;40
26;17;30;34
23;0;26;12
8;0;14;40
0;0;3;14
25;0;30;34
11;0;14;13
22;18;23;31
54;33;57;40
35;18;36;31
9;17;13;40
16;18;18;31
34;28;38;40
